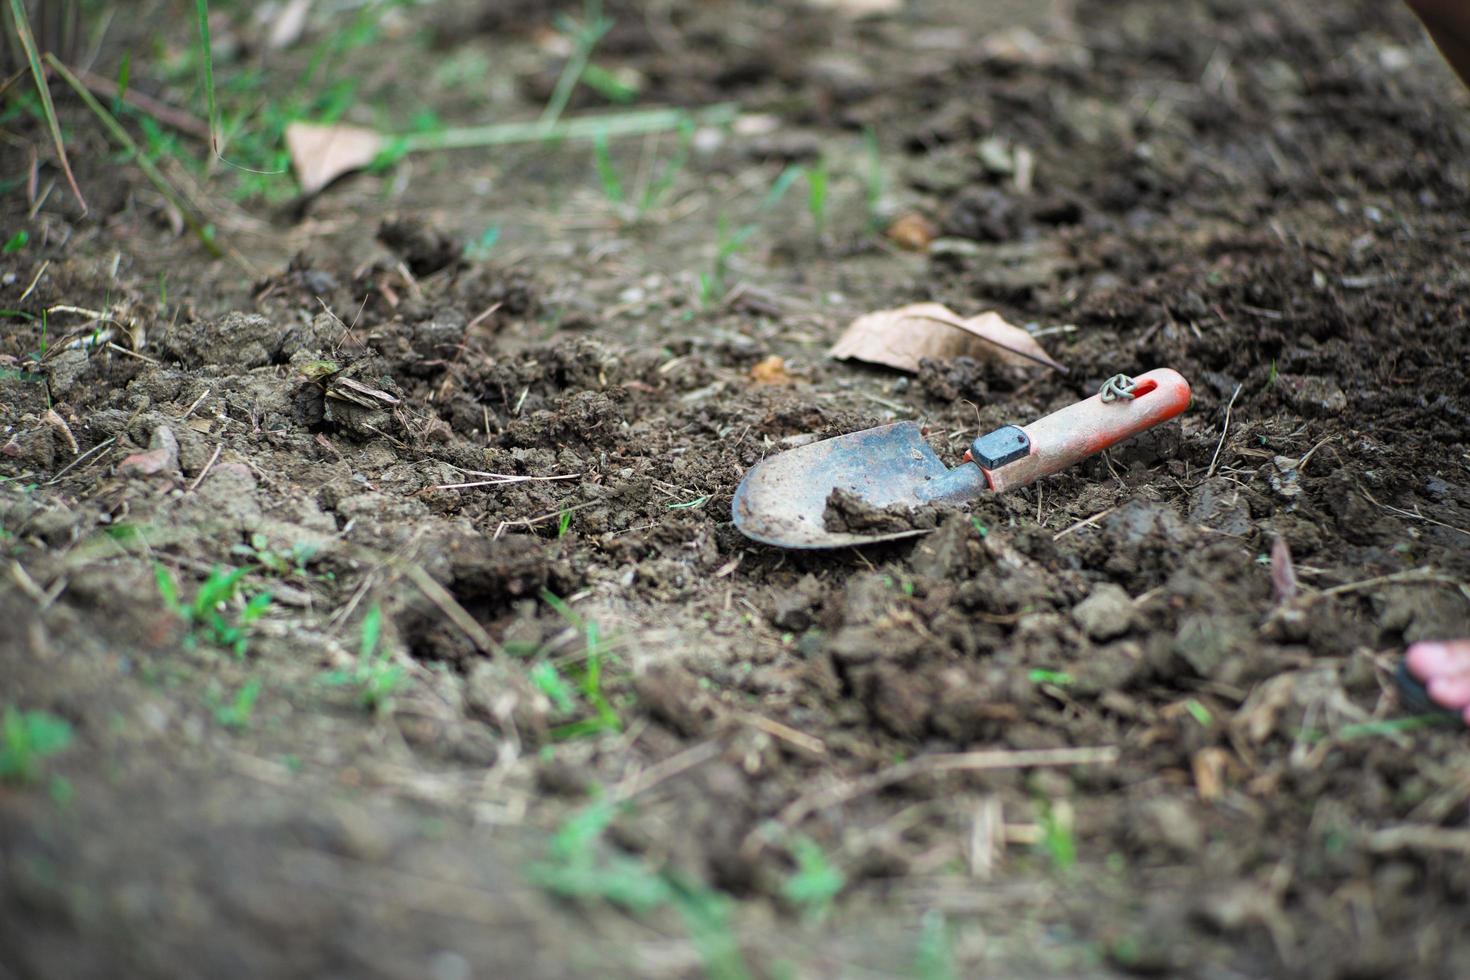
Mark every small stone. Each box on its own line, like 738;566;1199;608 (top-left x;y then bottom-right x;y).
1072;583;1134;641
1278;375;1347;417
1140;797;1205;855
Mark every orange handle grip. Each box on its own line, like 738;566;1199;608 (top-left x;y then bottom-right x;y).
982;368;1192;492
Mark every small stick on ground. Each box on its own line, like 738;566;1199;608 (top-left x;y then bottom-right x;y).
737;713;827;756
70;65;211;140
107;342;158;364
401;562;497;655
611;739;725;802
186;443;222;492
1360;486;1470;539
1053;504;1118;540
18;260;50;303
1316;566;1467;600
1207;383;1244;478
769;745;1119;840
44;436;115;485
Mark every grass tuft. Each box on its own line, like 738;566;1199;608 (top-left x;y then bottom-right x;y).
0;706;72;783
530;800;751;979
155;562;272;657
320;604;403;713
46;54;222;256
7;0;86;212
780;836;844;922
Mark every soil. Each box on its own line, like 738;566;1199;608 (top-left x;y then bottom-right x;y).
4;0;1470;977
822;488;947;535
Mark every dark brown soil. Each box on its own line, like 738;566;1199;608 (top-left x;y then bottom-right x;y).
4;0;1470;977
823;488;947;534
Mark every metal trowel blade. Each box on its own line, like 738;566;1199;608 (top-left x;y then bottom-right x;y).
731;422;951;549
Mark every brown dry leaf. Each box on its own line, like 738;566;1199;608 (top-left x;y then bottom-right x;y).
285;121;386;196
749;354;794;385
1192;747;1230;801
885;212;938;252
829;302;1064;374
803;0;902;15
266;0;313;50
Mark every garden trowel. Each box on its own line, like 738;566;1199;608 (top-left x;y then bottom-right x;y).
732;368;1192;549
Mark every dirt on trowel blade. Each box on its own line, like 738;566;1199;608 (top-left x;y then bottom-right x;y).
822;487;948;535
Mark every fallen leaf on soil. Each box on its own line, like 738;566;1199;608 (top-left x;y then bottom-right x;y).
285;121;385;196
749;355;793;385
44;409;78;455
829;302;1064;374
326;376;401;408
265;0;313;49
884;212;938;252
1192;747;1230;801
803;0;902;15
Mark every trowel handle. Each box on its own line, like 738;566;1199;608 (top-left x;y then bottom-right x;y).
981;368;1192;492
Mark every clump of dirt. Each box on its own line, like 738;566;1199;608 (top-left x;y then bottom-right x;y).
822;487;947;534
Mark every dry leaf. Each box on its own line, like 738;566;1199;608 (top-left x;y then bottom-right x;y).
884;212;937;252
829;302;1064;374
749;355;793;385
1192;747;1229;801
285;121;386;196
803;0;902;15
266;0;313;49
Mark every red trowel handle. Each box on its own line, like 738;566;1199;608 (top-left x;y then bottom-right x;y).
980;368;1192;492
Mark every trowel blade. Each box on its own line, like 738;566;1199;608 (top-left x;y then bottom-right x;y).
731;422;950;549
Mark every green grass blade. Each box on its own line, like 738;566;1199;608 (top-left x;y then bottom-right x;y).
193;565;248;614
399;104;738;154
538;9;612;131
153;562;182;614
360;604;382;660
8;0;87;214
45;55;223;258
592;133;623;204
194;0;218;155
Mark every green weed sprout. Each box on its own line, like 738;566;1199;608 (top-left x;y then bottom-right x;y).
320;605;403;713
698;215;757;308
781;836;845;922
208;679;262;729
913;909;955;980
0;707;73;783
763;162;806;210
541;1;614;132
231;533;320;579
1037;798;1077;873
593;133;625;204
530;801;751;979
538;590;622;740
806;159;829;239
864;125;884;232
592;121;695;224
155;563;272;658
